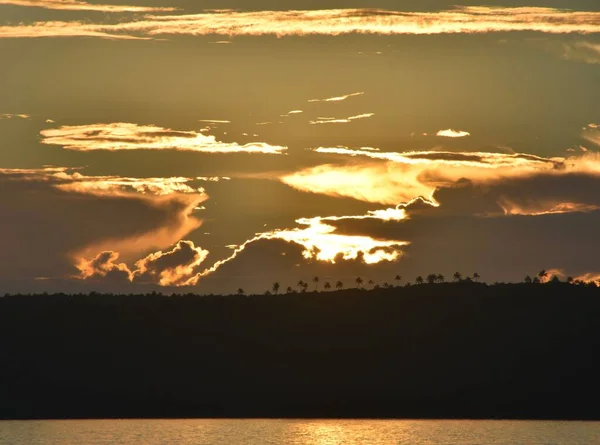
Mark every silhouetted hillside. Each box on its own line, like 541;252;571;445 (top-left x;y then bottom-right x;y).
2;282;600;420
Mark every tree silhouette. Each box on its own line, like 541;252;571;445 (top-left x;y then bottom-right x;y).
237;288;245;296
272;282;280;295
286;286;293;294
368;279;374;289
302;282;309;293
415;276;424;285
453;272;462;282
313;276;320;291
297;280;305;292
473;272;480;282
538;270;548;283
524;275;532;284
336;281;344;290
356;277;364;288
437;274;445;283
567;276;574;284
426;274;437;285
395;275;402;287
324;282;332;291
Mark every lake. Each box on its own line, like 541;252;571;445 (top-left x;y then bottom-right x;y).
1;419;599;444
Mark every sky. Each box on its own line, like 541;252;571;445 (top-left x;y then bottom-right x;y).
0;0;599;294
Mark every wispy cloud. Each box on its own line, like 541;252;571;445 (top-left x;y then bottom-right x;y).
309;92;364;103
437;129;471;138
309;113;374;125
0;113;30;119
583;123;600;147
198;119;231;124
559;41;600;64
497;198;600;216
3;7;599;39
0;0;175;12
40;123;287;154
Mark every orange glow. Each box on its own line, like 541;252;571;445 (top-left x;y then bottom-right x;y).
282;148;600;208
497;198;600;216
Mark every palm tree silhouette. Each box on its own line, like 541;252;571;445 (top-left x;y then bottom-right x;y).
336;281;344;290
453;272;462;282
437;274;445;283
237;288;245;296
272;282;280;295
524;275;532;284
302;282;309;293
313;276;320;291
356;277;363;288
324;282;331;291
473;272;480;282
297;280;305;292
415;276;424;285
538;270;548;283
286;286;293;294
395;275;401;287
368;279;374;289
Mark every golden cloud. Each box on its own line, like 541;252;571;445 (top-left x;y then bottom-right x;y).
0;0;175;12
0;113;30;119
2;7;599;39
0;167;208;261
437;129;471;138
40;123;287;154
497;198;600;216
309;92;364;103
282;148;600;213
309;113;374;125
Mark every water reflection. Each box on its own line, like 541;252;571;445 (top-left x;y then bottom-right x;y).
1;419;600;445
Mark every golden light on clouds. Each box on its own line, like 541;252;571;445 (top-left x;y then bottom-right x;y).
497;198;600;216
0;0;176;12
309;92;365;103
309;113;375;125
40;123;287;154
281;148;600;208
437;129;471;138
3;7;600;39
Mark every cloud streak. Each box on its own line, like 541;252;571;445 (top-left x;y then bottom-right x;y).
4;7;599;39
309;92;364;103
309;113;374;125
0;0;175;12
40;123;287;154
437;129;471;138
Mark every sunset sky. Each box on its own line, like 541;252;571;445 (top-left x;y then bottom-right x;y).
1;0;599;294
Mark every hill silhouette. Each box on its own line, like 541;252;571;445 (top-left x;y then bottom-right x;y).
2;280;600;420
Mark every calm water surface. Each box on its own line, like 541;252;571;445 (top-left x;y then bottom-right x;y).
1;419;599;444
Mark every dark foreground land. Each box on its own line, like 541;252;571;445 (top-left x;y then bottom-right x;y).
2;283;600;420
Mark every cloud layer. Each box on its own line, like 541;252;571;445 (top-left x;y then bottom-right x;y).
2;7;600;39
